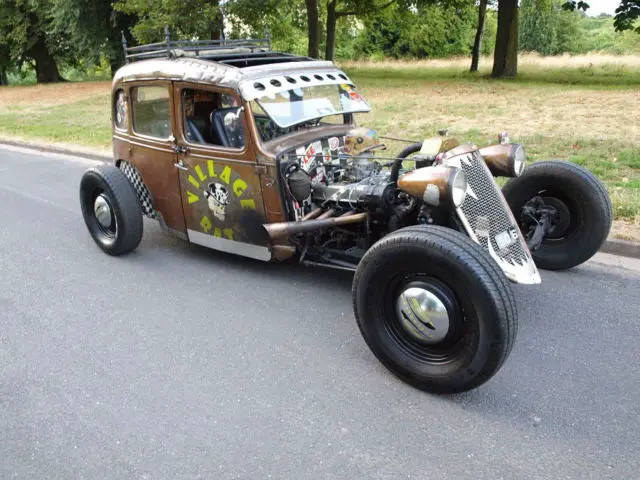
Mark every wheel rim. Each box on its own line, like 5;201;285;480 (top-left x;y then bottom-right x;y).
385;277;472;365
92;192;117;238
94;194;113;228
540;196;571;239
521;190;578;243
396;286;449;344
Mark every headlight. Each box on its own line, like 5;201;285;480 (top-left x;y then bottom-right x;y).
397;165;467;208
450;169;467;207
512;144;526;177
478;143;526;178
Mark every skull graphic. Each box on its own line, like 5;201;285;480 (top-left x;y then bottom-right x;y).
204;182;230;221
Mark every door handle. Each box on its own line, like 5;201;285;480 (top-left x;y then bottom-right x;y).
174;160;189;172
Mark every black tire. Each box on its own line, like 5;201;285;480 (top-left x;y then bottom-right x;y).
502;160;612;270
79;164;143;256
353;225;517;394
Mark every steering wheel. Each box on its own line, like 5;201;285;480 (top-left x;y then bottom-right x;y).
390;142;434;183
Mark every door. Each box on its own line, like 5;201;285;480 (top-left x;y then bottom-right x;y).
126;82;186;234
173;84;271;261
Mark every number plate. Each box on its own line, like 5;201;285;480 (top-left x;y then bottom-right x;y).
495;229;518;250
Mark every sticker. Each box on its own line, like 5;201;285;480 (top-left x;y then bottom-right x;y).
328;137;340;151
183;160;261;242
322;147;332;163
204;182;229;221
301;143;318;169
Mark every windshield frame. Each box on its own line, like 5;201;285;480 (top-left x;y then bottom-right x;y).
253;83;371;129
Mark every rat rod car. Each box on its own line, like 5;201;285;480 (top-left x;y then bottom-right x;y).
79;36;612;393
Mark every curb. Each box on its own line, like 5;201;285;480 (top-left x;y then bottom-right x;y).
0;138;109;162
2;139;639;260
599;238;640;260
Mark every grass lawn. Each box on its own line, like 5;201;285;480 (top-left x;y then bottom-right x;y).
0;54;638;236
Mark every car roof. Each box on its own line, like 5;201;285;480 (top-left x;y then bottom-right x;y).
112;56;355;100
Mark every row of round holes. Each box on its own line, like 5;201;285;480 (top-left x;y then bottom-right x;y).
253;72;348;91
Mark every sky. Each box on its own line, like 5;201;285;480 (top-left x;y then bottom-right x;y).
584;0;618;16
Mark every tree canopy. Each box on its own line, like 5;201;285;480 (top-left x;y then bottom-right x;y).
0;0;638;84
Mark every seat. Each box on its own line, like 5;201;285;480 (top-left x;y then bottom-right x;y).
185;116;207;144
210;107;245;148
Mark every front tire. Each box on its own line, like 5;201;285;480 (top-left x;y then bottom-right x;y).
502;160;612;270
80;165;143;256
353;225;517;394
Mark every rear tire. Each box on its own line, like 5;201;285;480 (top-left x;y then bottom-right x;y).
353;225;517;394
502;160;612;270
79;165;143;256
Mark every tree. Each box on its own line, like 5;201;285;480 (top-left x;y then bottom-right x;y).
0;0;66;83
492;0;519;78
353;2;476;59
519;0;557;54
471;0;489;72
113;0;222;43
305;0;320;57
0;42;10;85
563;1;640;33
50;0;138;76
324;0;396;61
225;0;309;55
614;0;640;32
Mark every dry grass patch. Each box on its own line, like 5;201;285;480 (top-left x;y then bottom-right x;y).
0;81;111;107
342;53;640;71
354;82;640;145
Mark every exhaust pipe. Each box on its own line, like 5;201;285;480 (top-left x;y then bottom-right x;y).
317;208;336;220
264;211;368;240
301;208;323;221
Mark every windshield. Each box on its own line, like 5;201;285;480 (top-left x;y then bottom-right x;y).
254;84;370;129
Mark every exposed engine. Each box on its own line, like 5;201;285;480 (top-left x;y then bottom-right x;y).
282;128;403;217
284;146;396;214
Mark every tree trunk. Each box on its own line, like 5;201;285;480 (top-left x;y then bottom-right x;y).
470;0;488;73
0;68;7;86
325;0;337;61
305;0;320;58
29;36;63;84
107;32;127;77
492;0;519;78
210;11;223;40
209;0;223;40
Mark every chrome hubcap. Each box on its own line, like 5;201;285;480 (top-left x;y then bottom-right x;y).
93;194;113;229
396;287;450;344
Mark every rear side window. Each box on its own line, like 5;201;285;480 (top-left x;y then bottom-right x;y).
114;89;128;131
131;86;171;139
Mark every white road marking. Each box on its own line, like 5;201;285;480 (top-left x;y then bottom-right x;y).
0;184;77;215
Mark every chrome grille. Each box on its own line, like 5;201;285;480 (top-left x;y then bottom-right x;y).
458;151;529;265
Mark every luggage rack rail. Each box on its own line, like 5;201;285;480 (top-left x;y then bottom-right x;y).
122;27;275;64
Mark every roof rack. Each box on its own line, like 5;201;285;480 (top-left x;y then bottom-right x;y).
122;26;272;64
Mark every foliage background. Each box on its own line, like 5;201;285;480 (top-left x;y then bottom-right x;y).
1;0;639;85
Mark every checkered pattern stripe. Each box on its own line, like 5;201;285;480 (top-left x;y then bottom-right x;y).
119;161;157;219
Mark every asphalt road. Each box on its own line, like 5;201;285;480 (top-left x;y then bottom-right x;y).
1;145;639;480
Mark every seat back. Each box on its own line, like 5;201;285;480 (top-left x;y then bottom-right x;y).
210;107;245;148
185;116;207;144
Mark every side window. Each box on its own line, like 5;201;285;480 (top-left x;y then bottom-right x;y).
131;86;171;139
182;88;245;149
114;89;128;131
